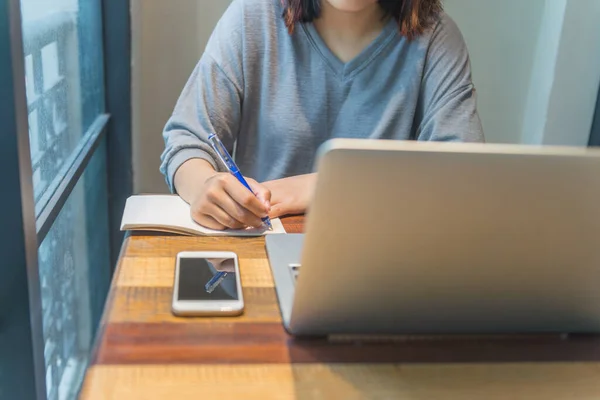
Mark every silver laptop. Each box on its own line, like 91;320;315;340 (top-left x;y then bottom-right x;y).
266;138;600;336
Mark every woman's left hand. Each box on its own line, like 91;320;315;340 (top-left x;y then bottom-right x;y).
262;174;317;218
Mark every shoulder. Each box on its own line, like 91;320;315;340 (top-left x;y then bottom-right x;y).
432;12;464;36
205;0;284;66
423;12;469;56
218;0;283;31
210;0;286;51
240;0;284;16
405;11;471;76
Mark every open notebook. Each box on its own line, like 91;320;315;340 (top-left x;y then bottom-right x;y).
120;195;286;236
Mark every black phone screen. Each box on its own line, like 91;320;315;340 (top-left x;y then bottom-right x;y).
177;257;239;301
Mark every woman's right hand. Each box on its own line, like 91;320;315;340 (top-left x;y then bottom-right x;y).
174;159;271;231
191;172;271;230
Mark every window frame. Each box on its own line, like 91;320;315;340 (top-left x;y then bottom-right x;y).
0;0;132;398
589;85;600;146
102;0;132;268
0;2;45;398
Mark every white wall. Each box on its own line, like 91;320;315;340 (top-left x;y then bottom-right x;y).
520;0;568;145
446;0;600;147
132;0;231;193
444;0;546;144
132;0;600;192
523;0;600;146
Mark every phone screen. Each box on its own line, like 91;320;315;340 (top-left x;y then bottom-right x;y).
177;257;239;301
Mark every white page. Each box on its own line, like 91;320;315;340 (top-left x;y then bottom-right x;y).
120;195;286;236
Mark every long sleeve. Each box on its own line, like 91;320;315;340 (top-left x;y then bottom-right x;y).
415;15;485;143
159;0;245;193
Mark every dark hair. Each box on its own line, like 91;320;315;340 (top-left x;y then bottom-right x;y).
282;0;443;39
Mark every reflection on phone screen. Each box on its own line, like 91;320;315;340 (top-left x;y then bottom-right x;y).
178;258;237;301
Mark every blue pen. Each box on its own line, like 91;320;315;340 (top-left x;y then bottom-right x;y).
208;133;273;230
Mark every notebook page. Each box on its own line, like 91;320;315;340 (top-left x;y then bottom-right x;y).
120;195;286;236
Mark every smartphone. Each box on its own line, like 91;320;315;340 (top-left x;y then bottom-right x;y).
171;251;244;316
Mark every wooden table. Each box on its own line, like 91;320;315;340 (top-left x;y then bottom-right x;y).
81;216;600;399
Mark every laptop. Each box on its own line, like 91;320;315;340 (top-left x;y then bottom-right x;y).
265;138;600;336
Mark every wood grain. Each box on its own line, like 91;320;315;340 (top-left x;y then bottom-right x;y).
123;235;269;258
278;215;304;234
107;287;281;324
81;363;600;400
93;321;600;365
116;257;274;288
81;216;600;399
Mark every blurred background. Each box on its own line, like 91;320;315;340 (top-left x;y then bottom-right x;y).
130;0;600;192
3;1;600;399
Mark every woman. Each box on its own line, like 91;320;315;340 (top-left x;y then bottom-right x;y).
160;0;484;230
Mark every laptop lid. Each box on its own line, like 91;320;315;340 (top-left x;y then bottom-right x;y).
287;139;600;336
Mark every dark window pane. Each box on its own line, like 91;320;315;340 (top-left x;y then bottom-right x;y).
38;140;110;400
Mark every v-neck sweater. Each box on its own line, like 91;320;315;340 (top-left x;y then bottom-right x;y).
160;0;484;191
301;17;398;80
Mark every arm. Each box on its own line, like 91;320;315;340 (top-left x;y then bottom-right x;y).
160;4;244;193
160;1;270;229
415;15;485;143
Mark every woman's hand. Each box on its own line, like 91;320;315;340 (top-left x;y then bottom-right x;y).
263;174;317;218
174;159;271;230
207;258;235;273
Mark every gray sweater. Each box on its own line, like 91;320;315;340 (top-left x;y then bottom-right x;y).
160;0;484;192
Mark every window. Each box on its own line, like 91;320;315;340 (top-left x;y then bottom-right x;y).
37;143;110;400
0;0;131;399
21;0;105;207
19;1;109;399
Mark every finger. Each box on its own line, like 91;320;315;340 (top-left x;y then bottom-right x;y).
219;258;235;273
218;194;264;227
192;213;226;231
269;203;292;219
224;178;269;218
269;198;305;218
266;194;283;214
205;203;246;230
202;179;248;228
248;179;272;209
